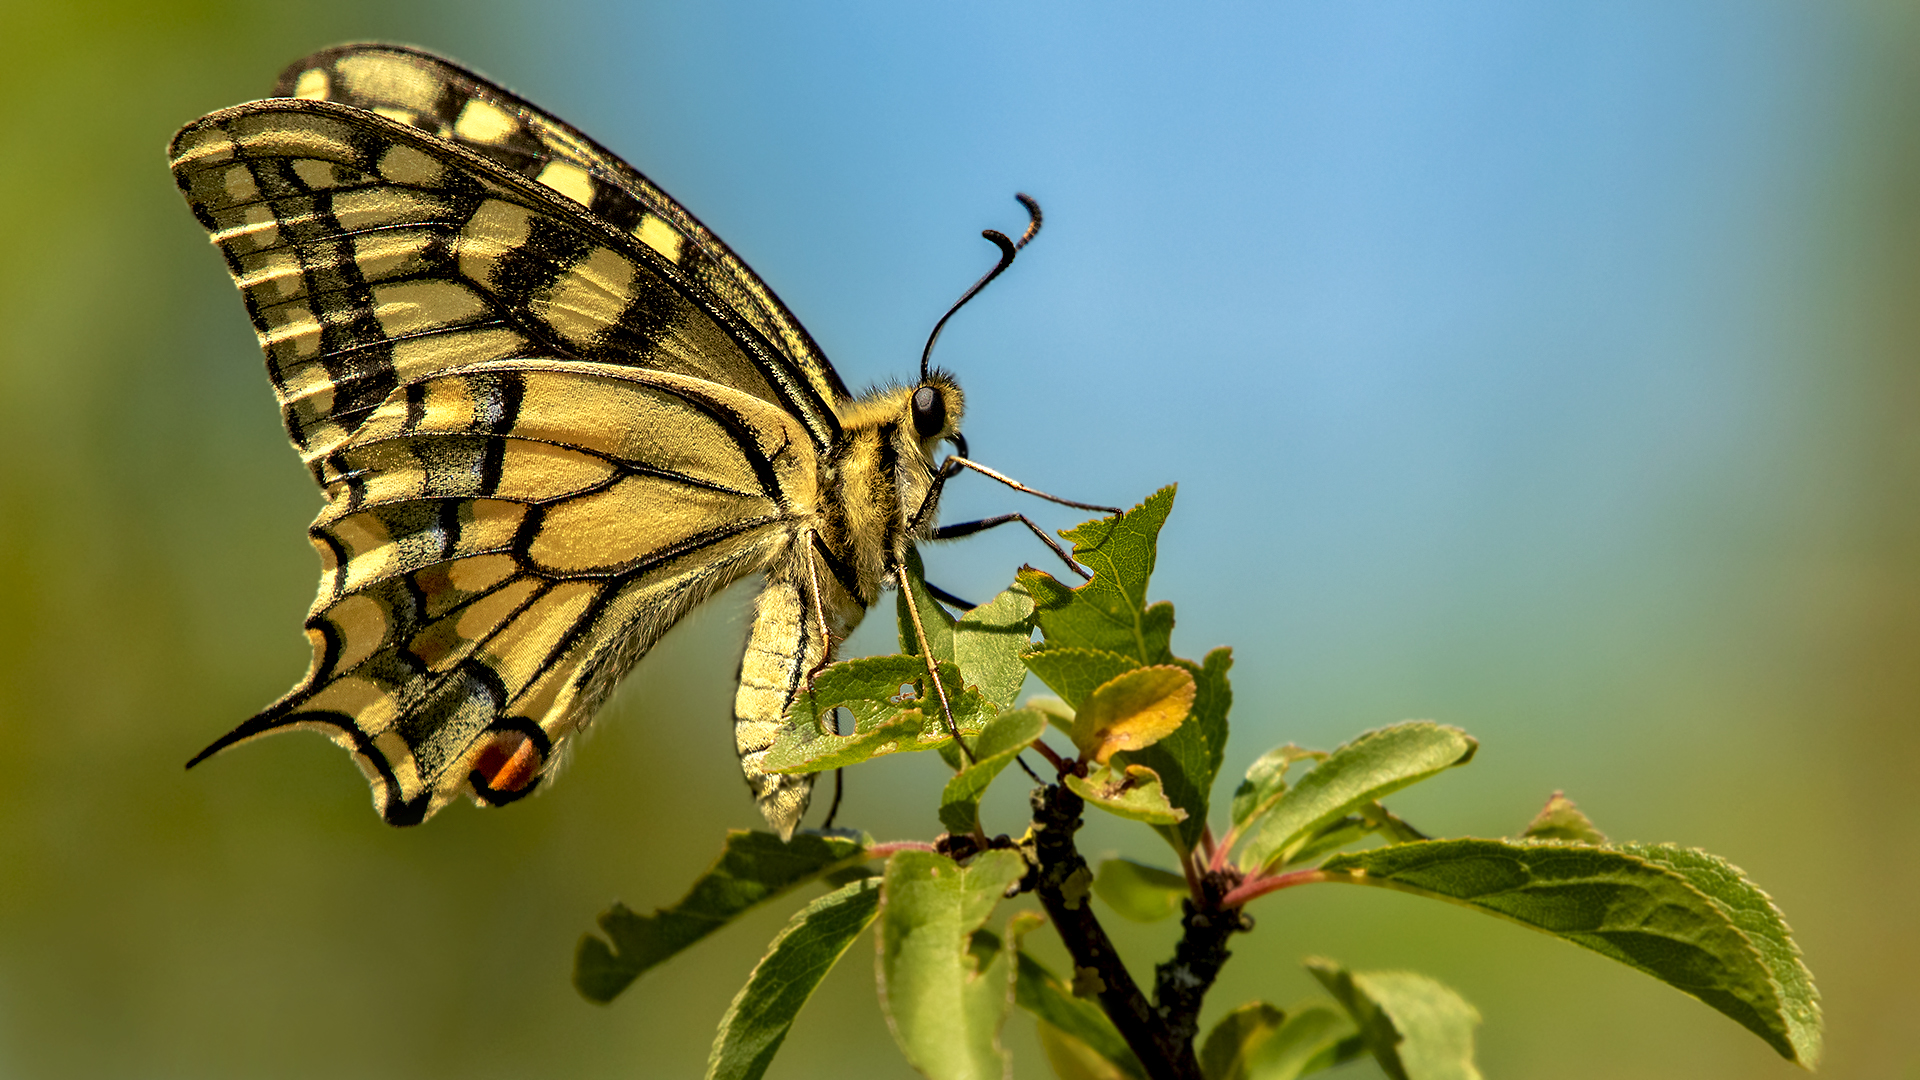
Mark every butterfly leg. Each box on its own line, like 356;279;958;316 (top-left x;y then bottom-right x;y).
800;535;840;689
943;455;1121;516
796;536;855;828
923;580;978;612
932;513;1094;580
823;768;845;830
896;567;974;765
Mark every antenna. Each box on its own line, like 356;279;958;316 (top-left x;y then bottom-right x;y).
919;194;1044;381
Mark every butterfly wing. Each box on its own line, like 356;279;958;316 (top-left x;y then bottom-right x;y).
270;42;850;440
171;99;823;823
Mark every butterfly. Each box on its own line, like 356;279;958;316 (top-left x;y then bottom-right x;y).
169;43;1109;836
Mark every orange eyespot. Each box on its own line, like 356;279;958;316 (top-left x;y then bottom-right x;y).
472;732;543;794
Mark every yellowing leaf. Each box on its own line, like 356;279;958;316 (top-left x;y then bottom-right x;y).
1064;764;1188;825
1069;666;1195;765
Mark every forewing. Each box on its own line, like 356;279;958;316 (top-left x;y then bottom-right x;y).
193;360;812;825
271;43;850;429
170;97;839;484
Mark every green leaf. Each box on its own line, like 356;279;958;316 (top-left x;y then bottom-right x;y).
1281;816;1377;868
767;656;992;773
1021;486;1177;664
1227;744;1325;839
939;708;1049;835
877;850;1027;1080
1236;722;1476;872
954;583;1038;710
1359;802;1431;845
1281;803;1430;868
705;878;883;1080
1065;763;1188;825
1250;1006;1367;1079
1319;839;1821;1065
576;830;869;1003
1116;646;1233;852
1306;960;1482;1080
1200;1002;1363;1080
1015;568;1077;629
1036;1021;1135;1080
1027;695;1077;735
1013;950;1146;1080
1519;791;1608;844
1071;666;1195;764
1199;1001;1284;1080
1092;858;1188;923
1620;843;1822;1066
1022;645;1142;711
897;546;957;664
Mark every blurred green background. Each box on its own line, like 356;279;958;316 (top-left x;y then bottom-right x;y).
2;1;1915;1076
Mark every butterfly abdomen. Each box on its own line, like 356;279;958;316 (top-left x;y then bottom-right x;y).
732;559;865;839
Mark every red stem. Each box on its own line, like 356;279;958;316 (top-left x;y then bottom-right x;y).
1208;830;1235;873
1029;739;1072;774
1219;867;1329;908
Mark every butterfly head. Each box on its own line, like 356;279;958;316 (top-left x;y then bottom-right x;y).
910;371;965;451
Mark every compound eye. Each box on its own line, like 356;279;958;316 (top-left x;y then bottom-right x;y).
911;385;946;438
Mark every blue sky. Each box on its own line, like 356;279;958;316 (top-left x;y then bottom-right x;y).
460;2;1854;754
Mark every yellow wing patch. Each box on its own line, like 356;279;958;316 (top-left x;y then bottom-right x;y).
266;43;851;439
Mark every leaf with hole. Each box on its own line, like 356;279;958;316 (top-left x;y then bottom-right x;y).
767;656;992;773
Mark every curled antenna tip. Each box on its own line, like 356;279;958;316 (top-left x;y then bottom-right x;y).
918;194;1045;380
1014;194;1043;250
979;228;1018;260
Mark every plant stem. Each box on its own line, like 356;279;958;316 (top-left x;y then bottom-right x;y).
1219;867;1327;908
864;840;940;858
1152;871;1241;1052
1024;783;1206;1080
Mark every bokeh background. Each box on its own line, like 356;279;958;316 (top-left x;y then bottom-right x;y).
2;1;1915;1077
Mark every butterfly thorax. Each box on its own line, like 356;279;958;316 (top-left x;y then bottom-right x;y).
818;375;965;605
731;374;964;837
